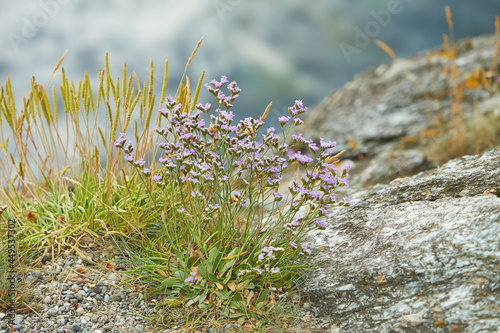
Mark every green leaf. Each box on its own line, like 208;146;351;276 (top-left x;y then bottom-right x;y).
207;272;218;282
198;265;207;279
246;290;254;306
166;299;183;307
228;313;245;318
256;290;268;304
162;277;181;288
197;289;209;305
214;290;230;300
220;258;236;276
208;247;219;262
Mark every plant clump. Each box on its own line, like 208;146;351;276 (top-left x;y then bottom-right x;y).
115;75;352;321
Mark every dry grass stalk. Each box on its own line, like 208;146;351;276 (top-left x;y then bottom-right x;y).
375;40;395;59
445;6;453;30
177;38;203;97
426;52;432;67
260;102;272;122
325;149;346;166
445;6;454;44
492;41;500;75
443;34;450;52
496;15;499;36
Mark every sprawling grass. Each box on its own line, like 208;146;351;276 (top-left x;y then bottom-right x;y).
0;40;344;331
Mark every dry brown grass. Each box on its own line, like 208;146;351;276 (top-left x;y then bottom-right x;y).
379;10;500;165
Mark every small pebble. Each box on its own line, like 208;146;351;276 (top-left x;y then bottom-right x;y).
73;325;82;332
41;254;51;265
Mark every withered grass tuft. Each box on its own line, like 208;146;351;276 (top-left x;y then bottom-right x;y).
377;10;500;165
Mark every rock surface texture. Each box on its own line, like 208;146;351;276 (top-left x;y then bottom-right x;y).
302;147;500;332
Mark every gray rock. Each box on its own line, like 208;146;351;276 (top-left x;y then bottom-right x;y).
301;147;500;332
13;314;23;325
294;35;500;187
354;149;431;186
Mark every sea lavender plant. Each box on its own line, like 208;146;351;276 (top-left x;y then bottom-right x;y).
115;75;352;315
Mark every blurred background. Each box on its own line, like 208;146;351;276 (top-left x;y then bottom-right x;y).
1;0;499;129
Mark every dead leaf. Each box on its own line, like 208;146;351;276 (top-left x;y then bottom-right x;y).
227;281;236;292
222;250;249;260
237;280;250;290
157;269;168;278
191;267;202;279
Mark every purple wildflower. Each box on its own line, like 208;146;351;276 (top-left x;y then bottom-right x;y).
184;272;202;286
293;118;304;125
319;138;336;150
278;116;291;125
270;267;280;274
291;152;313;165
338;178;349;186
114;133;127;148
253;267;265;275
342;197;354;206
300;243;312;256
315;219;327;229
153;175;164;185
319;206;330;216
133;158;146;168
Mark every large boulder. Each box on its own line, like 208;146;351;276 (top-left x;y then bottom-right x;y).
292;34;499;188
300;147;500;332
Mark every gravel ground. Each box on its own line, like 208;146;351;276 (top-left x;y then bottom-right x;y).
0;252;332;333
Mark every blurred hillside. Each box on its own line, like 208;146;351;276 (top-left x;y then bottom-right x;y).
0;0;499;128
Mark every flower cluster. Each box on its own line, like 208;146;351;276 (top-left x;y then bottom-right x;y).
113;75;352;290
257;246;285;263
184;272;203;286
237;264;281;278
